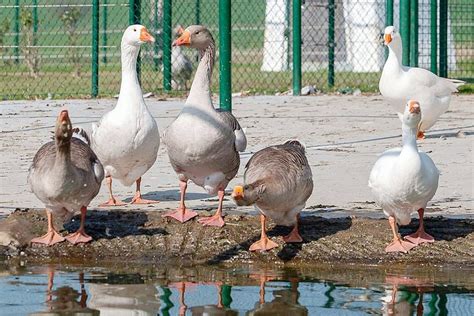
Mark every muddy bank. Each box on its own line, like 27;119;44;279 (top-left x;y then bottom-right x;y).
0;208;473;266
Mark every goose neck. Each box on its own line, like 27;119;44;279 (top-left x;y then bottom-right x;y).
186;41;215;108
54;141;72;168
118;43;142;101
387;41;403;68
401;124;419;152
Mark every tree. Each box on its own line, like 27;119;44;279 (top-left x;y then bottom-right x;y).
20;8;40;78
0;19;11;65
60;8;82;77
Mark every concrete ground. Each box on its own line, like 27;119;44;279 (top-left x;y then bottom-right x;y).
0;94;472;219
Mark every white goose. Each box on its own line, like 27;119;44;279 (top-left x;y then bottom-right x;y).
163;25;247;227
369;100;439;253
379;26;464;138
91;25;160;206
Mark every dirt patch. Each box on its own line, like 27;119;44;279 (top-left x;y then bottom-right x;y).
0;208;473;266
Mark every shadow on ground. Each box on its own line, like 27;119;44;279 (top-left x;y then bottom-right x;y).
64;210;168;239
206;216;353;264
399;216;474;242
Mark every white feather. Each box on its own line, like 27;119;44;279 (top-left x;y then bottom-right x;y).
90;26;160;187
379;26;464;131
368;104;439;225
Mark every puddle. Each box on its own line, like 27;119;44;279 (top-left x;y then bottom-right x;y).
0;263;472;315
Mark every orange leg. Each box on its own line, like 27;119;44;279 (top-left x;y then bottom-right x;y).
259;277;266;305
216;284;223;308
283;213;303;243
65;206;93;244
198;190;225;227
46;267;54;304
131;177;158;204
417;130;425;139
79;272;88;308
162;180;198;223
249;214;279;252
405;208;434;245
176;282;188;316
99;176;126;207
31;210;65;246
385;216;416;253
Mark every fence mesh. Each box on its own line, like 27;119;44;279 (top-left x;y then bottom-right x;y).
0;0;472;100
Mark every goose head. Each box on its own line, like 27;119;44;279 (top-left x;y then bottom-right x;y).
232;182;266;206
55;110;73;147
383;26;401;47
399;100;422;129
173;25;214;50
121;25;155;47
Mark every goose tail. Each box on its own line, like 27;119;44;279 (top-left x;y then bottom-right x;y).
447;78;465;92
284;139;306;151
72;127;90;145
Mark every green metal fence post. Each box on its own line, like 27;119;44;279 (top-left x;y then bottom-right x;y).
163;0;172;91
292;0;301;96
328;0;335;88
385;0;394;26
14;0;20;64
129;0;141;24
399;0;410;66
194;0;201;63
129;0;141;80
430;0;437;74
92;0;99;97
102;0;108;64
439;0;448;78
32;0;38;46
385;0;394;60
195;0;201;25
409;0;418;67
219;0;232;111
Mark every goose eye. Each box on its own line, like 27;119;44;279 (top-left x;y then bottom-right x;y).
195;31;200;35
133;28;137;32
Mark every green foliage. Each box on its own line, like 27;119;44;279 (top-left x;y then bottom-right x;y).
20;9;33;28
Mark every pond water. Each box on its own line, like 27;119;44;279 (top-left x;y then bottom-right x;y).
0;263;472;315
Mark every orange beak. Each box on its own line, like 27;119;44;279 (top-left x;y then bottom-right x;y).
232;185;244;199
58;110;70;124
384;34;392;45
139;28;155;43
173;30;191;47
408;100;420;114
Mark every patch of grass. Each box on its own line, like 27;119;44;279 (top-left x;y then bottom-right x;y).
0;0;472;99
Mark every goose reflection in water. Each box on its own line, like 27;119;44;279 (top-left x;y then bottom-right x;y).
382;275;436;316
29;268;99;316
247;274;308;316
87;282;160;315
165;281;237;316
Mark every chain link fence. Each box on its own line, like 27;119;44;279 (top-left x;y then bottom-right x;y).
0;0;472;100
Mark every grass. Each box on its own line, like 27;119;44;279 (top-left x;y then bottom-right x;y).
0;0;472;99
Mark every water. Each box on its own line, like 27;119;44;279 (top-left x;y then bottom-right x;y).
0;263;472;315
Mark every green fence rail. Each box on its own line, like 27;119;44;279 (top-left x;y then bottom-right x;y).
0;0;472;100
